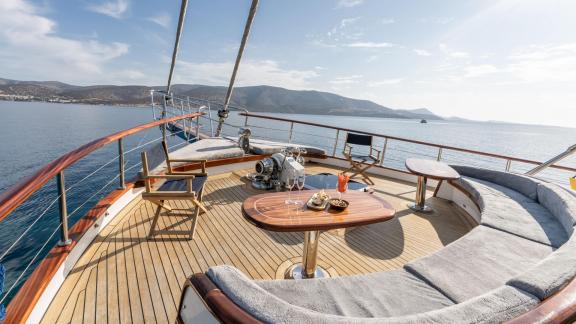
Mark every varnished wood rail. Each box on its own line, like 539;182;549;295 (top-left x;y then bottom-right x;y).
240;112;576;174
0;113;202;223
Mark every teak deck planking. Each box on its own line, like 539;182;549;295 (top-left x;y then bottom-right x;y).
41;164;472;323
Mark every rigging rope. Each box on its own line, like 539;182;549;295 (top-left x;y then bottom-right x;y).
215;0;259;137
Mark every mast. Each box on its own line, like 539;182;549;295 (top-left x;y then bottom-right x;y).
163;0;189;141
214;0;259;137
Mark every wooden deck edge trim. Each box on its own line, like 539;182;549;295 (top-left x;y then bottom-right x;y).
241;112;576;173
7;155;275;323
0;113;202;223
506;276;576;324
187;273;261;324
5;183;138;324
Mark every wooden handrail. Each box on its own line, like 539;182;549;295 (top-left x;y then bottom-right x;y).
240;112;576;173
0;113;202;223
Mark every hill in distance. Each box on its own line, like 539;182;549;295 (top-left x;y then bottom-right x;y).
0;78;443;120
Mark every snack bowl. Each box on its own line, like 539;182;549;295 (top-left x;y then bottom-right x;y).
328;199;349;211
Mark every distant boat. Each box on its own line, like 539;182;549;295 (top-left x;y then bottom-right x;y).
420;119;428;124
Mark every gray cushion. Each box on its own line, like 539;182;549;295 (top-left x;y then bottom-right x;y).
451;165;542;201
508;232;576;300
236;137;326;156
170;138;245;162
206;265;538;324
405;226;554;303
538;182;576;236
257;268;454;318
457;177;568;247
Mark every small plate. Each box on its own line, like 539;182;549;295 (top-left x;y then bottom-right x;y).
306;197;330;210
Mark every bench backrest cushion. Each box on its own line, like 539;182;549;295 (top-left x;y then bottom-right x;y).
404;226;554;303
537;182;576;236
205;265;538;324
451;165;541;201
508;232;576;300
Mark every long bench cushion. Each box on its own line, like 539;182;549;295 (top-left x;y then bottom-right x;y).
451;165;541;200
242;138;327;156
169;138;245;162
508;232;576;300
257;268;454;318
205;265;538;324
405;226;554;303
538;182;576;236
457;177;568;247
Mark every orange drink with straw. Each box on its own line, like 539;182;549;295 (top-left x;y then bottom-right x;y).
337;173;349;201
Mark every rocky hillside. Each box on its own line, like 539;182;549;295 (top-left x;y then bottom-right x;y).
0;78;442;120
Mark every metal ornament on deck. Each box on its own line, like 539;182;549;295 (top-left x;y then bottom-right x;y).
252;148;305;190
237;128;251;154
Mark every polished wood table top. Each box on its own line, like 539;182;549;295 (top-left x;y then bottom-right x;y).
405;158;460;180
242;190;395;232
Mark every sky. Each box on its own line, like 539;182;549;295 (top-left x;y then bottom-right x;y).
1;0;576;127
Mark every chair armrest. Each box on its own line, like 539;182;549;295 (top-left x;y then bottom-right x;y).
370;147;382;161
168;159;207;172
168;171;208;177
343;144;353;156
169;159;208;163
144;174;196;180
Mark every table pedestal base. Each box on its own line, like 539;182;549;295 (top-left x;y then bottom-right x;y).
408;175;434;213
408;202;433;213
284;264;330;279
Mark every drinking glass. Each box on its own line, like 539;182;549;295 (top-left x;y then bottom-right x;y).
295;174;306;205
337;173;349;201
285;171;296;204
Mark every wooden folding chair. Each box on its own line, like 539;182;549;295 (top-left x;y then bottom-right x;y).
342;133;381;185
141;141;208;240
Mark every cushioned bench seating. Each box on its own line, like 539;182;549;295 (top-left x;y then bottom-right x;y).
182;166;576;323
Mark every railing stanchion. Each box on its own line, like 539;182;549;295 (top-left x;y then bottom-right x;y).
437;147;443;161
505;159;512;172
118;139;125;189
288;122;294;143
380;138;388;166
332;130;340;157
56;172;72;246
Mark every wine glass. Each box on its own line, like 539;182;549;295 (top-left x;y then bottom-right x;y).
285;170;296;205
337;173;349;201
295;174;306;205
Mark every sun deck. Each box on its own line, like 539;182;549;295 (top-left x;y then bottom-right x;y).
40;163;473;323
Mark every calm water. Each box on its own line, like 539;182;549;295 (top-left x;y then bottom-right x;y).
0;101;575;304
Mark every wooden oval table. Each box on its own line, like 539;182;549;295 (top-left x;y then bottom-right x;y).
405;158;460;213
242;190;395;279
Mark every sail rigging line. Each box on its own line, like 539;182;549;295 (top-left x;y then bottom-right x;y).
163;0;189;141
215;0;260;137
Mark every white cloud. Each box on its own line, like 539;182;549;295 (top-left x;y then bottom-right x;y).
174;60;319;90
463;64;499;78
87;0;129;19
381;18;395;25
336;0;363;8
414;49;432;56
148;13;171;28
325;17;363;42
368;79;403;87
346;42;396;48
366;55;379;62
329;75;363;85
439;43;469;58
507;43;576;83
0;0;132;84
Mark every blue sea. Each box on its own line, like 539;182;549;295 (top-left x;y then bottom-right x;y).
0;101;575;304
